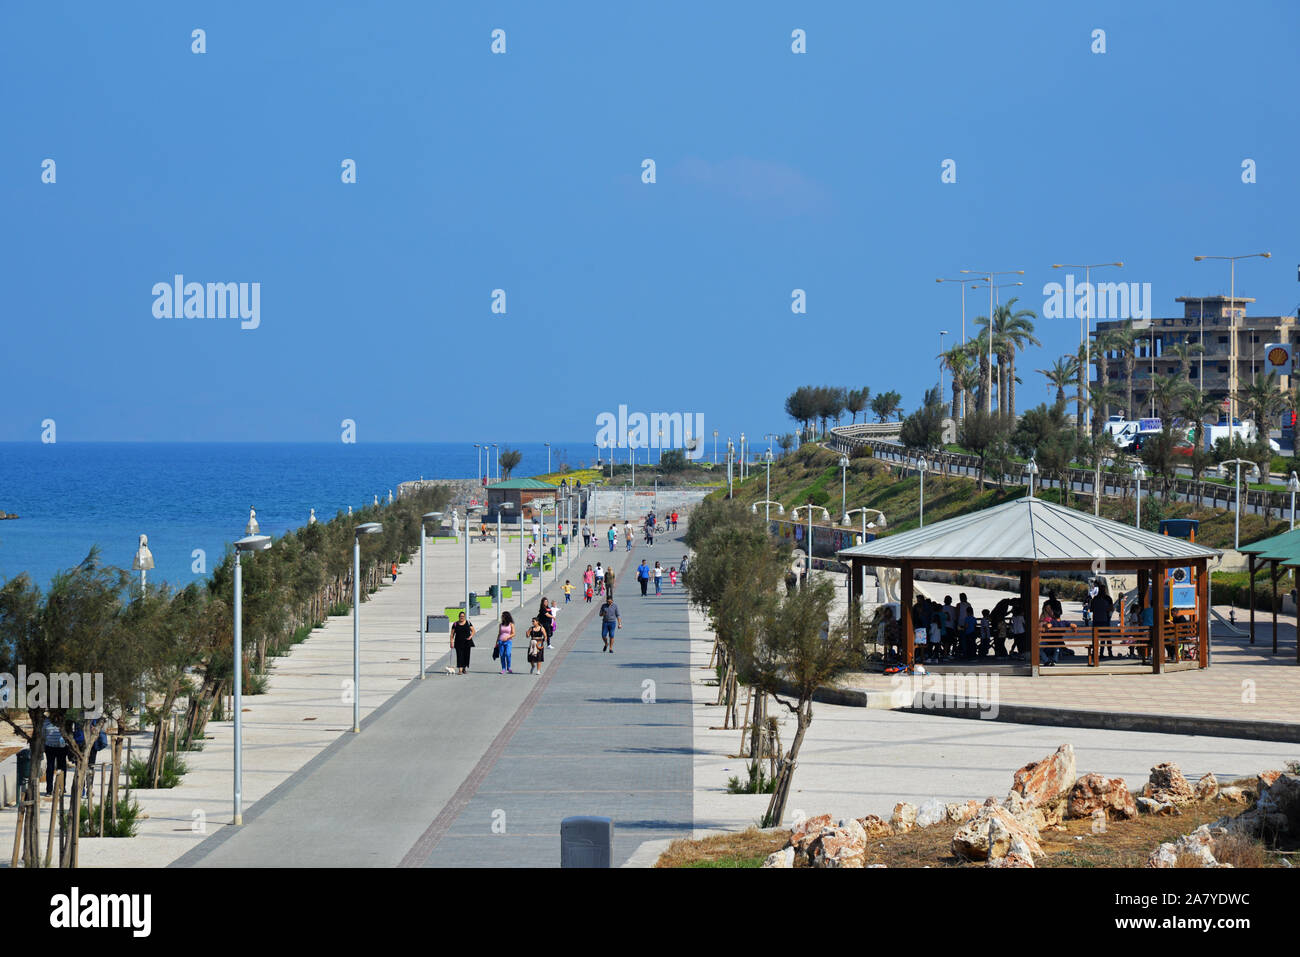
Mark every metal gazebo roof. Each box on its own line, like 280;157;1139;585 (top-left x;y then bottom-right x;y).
836;495;1221;565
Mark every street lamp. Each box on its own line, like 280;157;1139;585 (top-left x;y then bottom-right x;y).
916;456;929;527
938;330;949;396
491;444;499;482
838;455;850;522
1025;457;1039;497
713;429;718;464
969;281;1025;413
1195;252;1272;425
1289;472;1300;530
496;502;515;614
463;505;484;626
790;504;831;577
752;501;785;519
740;433;746;482
1051;262;1124;429
1132;464;1146;529
544;442;551;474
1219;458;1259;549
960;269;1025;413
473;444;482;484
231;531;272;824
764;449;776;522
844;507;887;539
351;522;382;732
418;511;442;679
132;533;154;593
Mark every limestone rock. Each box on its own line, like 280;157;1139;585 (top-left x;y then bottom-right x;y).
1216;786;1247;805
1227;773;1300;841
1258;770;1283;790
916;798;946;828
1143;762;1195;805
952;806;1043;862
857;814;892;838
1010;744;1077;828
1194;772;1219;802
1137;796;1181;817
811;827;866;868
890;802;918;834
1147;823;1226;868
1068;772;1138;821
944;800;981;824
762;846;794;868
839;817;868;846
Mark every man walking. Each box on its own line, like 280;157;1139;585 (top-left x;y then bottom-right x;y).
607;524;616;551
637;558;650;596
599;594;622;652
624;521;633;551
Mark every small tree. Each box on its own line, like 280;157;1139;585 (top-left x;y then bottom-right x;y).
870;390;903;423
957;407;1006;490
899;386;947;450
742;577;857;826
498;447;522;479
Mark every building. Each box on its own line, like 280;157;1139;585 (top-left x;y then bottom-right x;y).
1092;295;1297;422
485;477;558;521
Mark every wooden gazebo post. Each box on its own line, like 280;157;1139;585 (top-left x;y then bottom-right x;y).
1153;561;1166;674
1196;558;1209;669
1247;552;1256;645
1027;565;1040;676
900;562;914;668
1271;560;1280;655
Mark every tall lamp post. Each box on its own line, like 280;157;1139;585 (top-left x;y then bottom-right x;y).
1132;464;1146;529
764;449;776;522
352;522;383;732
938;330;949;396
544;442;552;474
968;280;1025;412
418;511;443;679
960;268;1025;412
491;444;499;482
1219;458;1259;549
464;505;484;623
838;455;850;522
740;433;746;482
1051;261;1124;430
1289;472;1300;530
916;456;929;527
791;504;831;578
1194;252;1271;425
1025;457;1039;497
497;502;515;613
132;534;154;593
473;444;482;484
231;530;271;824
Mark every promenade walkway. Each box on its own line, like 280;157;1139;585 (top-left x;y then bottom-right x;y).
169;520;695;868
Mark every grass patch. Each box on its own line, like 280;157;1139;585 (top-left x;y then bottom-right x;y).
327;601;350;617
656;827;789;868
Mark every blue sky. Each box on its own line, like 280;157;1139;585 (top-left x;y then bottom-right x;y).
2;1;1297;445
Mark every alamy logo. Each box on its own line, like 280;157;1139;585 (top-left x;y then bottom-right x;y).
49;887;151;937
0;667;103;712
594;405;705;460
1043;275;1151;321
152;274;261;330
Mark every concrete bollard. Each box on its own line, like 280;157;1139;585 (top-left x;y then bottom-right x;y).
561;815;613;868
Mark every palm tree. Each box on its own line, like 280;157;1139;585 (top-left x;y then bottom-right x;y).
1109;321;1140;421
1149;374;1191;424
940;346;972;426
977;298;1039;420
954;364;981;432
1181;390;1222;450
1169;339;1205;382
1235;371;1286;438
1036;355;1079;407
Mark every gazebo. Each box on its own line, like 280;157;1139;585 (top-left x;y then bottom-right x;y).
837;495;1221;676
1237;526;1300;660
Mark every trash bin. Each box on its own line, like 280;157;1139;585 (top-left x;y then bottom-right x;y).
488;584;499;600
16;748;31;796
561;815;613;868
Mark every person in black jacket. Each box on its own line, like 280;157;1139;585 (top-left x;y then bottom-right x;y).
1090;579;1116;658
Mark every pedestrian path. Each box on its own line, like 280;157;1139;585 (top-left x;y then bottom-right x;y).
172;520;696;868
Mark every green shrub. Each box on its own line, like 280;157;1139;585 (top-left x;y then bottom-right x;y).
328;601;350;617
128;753;188;790
244;671;270;695
727;763;777;794
63;796;141;838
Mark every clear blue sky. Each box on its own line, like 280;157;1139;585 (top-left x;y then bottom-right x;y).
3;1;1296;444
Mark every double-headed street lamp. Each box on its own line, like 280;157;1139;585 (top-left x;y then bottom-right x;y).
916;456;929;527
838;455;850;522
352;522;383;732
960;269;1025;412
464;505;484;621
1025;457;1039;497
752;501;785;522
418;511;443;679
763;449;776;522
496;502;515;613
1132;464;1147;529
231;528;272;824
844;507;887;538
1051;261;1124;429
1218;458;1259;549
1195;252;1271;425
790;504;831;577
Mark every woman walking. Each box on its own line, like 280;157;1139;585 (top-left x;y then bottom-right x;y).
451;611;476;675
653;561;663;595
527;617;547;674
537;598;555;650
496;611;516;674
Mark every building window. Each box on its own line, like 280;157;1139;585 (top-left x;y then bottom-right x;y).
1219;365;1228;373
1218;336;1228;343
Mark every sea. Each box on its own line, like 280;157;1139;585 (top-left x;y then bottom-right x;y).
0;442;586;591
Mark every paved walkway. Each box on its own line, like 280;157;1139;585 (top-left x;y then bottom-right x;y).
170;522;695;868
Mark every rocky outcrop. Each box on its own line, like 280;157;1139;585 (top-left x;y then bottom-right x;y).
945;800;981;824
1193;773;1219;802
762;846;794;868
1068;773;1138;821
857;814;892;838
1010;744;1077;828
916;798;946;828
1216;786;1247;805
1221;773;1300;842
1137;796;1181;816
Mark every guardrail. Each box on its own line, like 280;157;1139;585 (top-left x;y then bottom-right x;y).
828;431;1293;519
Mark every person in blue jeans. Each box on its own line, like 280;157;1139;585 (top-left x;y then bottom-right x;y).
607;525;616;551
599;596;622;652
653;561;663;594
496;612;516;674
637;560;650;595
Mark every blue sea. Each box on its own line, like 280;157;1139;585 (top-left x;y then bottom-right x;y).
0;442;586;590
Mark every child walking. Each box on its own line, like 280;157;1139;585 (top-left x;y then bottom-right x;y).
563;579;573;603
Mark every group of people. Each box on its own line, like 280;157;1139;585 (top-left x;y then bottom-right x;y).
450;595;561;675
892;580;1120;667
41;716;108;797
635;559;676;595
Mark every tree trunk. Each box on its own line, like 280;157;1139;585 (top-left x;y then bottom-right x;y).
763;703;811;828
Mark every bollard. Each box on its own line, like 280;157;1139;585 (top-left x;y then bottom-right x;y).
560;815;613;868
